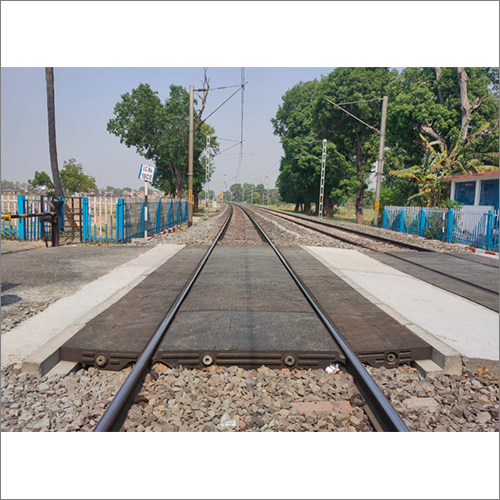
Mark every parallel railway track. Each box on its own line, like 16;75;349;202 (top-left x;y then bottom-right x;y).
254;205;499;312
94;203;409;432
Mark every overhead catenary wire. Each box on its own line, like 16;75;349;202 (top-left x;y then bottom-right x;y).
336;98;383;105
324;97;380;134
198;81;247;127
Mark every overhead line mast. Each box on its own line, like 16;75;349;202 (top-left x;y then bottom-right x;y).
235;68;245;182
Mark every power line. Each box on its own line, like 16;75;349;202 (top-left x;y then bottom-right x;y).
199;82;247;127
336;98;383;105
324;97;380;133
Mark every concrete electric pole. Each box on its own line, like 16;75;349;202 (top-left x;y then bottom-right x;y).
373;95;388;227
188;85;194;227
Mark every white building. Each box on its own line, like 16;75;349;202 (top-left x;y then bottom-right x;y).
446;171;499;210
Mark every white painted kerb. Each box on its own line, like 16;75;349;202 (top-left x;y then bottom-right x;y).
1;244;185;368
304;247;499;362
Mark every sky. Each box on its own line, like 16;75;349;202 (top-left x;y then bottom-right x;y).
1;66;336;194
1;2;499;500
2;2;498;199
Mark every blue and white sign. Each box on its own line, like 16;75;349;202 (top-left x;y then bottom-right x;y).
138;164;156;183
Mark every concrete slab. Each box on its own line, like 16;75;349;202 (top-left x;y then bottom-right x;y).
45;361;80;378
414;359;444;378
1;244;185;374
304;247;499;367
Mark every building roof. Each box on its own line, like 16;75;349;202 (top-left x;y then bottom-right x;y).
444;171;499;181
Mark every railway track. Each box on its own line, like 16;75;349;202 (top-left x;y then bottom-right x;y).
94;203;410;432
254;205;499;312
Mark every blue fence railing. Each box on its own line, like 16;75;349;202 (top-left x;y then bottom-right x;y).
121;198;187;242
2;195;188;244
383;206;499;252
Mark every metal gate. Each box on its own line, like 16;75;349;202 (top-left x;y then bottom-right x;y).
60;197;83;243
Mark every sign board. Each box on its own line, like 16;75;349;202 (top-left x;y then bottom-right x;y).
138;164;156;183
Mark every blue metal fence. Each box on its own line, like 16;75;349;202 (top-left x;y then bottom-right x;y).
121;198;187;242
2;195;187;244
383;206;499;252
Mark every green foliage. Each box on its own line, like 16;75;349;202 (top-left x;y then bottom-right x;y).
313;67;397;221
28;171;54;189
107;83;218;198
60;158;97;195
391;118;499;206
272;79;352;215
423;213;443;240
386;67;499;206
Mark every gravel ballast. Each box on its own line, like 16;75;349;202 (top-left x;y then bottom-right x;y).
1;363;497;432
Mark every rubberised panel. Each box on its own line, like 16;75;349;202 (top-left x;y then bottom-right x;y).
387;252;499;293
371;252;499;312
279;247;432;366
157;311;340;350
447;253;499;268
60;246;209;370
155;246;342;368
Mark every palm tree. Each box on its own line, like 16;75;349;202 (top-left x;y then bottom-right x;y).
45;67;64;197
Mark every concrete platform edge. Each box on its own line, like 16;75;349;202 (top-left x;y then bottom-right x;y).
302;246;463;375
15;244;185;376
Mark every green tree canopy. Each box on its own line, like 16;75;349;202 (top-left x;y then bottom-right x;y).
29;171;54;189
272;79;350;216
60;158;97;195
313;67;398;223
107;83;218;204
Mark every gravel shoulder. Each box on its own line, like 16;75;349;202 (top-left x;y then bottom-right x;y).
1;240;151;333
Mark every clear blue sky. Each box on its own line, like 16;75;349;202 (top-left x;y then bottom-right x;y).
2;2;497;197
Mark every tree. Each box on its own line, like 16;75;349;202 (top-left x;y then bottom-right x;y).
28;171;54;190
60;158;97;195
272;79;350;216
386;67;499;206
45;68;64;197
107;82;217;204
391;118;499;206
314;68;397;223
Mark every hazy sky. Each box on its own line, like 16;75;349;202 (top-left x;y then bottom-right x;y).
2;3;497;198
1;66;335;194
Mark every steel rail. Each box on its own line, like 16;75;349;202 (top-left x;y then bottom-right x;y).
239;204;409;432
94;205;234;432
257;206;431;252
258;206;499;304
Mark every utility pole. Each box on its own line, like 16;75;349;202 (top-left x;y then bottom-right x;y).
319;139;327;218
251;183;254;205
188;85;194;227
205;134;210;212
373;96;388;227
